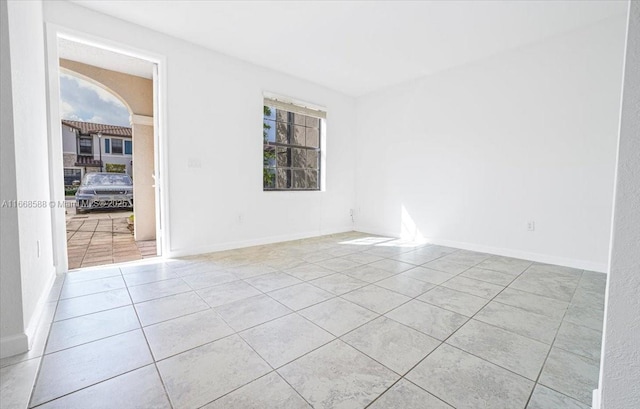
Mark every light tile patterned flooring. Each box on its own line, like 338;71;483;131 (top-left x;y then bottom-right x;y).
0;232;605;409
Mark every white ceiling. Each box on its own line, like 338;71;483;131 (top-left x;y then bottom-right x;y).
58;37;154;79
71;0;627;96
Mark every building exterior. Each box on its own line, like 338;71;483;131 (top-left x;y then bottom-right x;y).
61;119;133;185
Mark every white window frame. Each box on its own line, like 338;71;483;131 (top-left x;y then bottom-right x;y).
263;94;326;192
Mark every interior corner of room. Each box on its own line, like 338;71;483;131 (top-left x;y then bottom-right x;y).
1;1;638;408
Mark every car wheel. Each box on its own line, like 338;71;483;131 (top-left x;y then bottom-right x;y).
75;206;84;214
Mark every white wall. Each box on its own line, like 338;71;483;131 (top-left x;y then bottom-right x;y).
44;1;357;257
0;0;27;358
596;3;640;408
1;0;56;358
354;15;627;271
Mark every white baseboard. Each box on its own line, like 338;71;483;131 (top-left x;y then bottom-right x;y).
355;226;607;273
592;388;601;409
167;226;354;258
0;266;55;359
0;332;29;359
23;266;56;349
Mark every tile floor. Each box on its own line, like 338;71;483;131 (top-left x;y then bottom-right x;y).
66;209;157;268
0;232;605;409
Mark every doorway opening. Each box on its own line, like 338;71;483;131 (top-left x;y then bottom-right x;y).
53;37;163;270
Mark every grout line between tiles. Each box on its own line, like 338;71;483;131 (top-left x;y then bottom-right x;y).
27;233;604;409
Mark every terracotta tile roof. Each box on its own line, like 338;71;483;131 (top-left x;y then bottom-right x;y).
61;119;132;137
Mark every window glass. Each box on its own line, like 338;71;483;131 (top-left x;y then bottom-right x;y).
263;102;323;191
112;138;123;154
79;138;92;155
63;168;82;186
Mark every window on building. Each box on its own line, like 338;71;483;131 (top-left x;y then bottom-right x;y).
79;138;92;155
112;138;123;154
263;98;324;191
104;138;111;154
63;168;82;186
124;140;132;155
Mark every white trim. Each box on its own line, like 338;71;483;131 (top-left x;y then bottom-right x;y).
263;91;327;116
355;225;608;272
167;226;353;258
0;333;28;359
130;114;153;126
264;96;326;119
592;389;602;409
45;23;68;274
23;267;56;349
44;23;171;272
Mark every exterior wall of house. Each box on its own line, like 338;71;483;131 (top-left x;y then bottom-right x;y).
97;134;133;175
60;59;153;116
61;124;82;185
60;123;134;181
132;119;154;240
60;60;154;239
61;123;76;153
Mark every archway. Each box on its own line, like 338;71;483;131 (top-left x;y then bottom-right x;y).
59;59;158;268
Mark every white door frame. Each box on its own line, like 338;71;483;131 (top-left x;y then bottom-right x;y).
44;23;171;273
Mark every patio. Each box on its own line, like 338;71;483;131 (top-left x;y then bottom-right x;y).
66;207;156;269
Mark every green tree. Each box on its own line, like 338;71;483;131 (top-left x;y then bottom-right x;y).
263;106;276;187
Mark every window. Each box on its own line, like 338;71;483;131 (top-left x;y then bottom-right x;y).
78;138;92;155
63;168;82;186
124;140;132;155
112;138;123;154
104;138;111;154
263;98;324;190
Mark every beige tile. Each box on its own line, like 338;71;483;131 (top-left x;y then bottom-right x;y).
36;365;171;409
341;285;410;314
157;335;271;409
135;291;210;326
407;344;533;409
0;359;40;409
298;298;378;336
144;309;233;360
369;379;452;409
385;300;468;341
343;316;440;374
267;283;334;310
214;294;292;331
31;330;153;407
203;372;311;409
240;314;334;368
47;306;140;353
55;289;131;321
278;340;398;409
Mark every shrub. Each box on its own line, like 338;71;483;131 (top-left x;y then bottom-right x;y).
105;163;126;173
65;186;78;196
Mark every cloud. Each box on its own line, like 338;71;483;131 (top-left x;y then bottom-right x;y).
59;73;130;126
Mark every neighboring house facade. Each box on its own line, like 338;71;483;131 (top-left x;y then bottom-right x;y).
61;119;133;185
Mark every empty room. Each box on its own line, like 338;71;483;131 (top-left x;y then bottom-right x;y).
1;1;638;409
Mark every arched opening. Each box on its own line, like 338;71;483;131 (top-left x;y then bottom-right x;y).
58;59;158;269
59;67;134;118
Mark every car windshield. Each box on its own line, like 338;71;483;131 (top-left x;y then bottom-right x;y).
83;173;132;186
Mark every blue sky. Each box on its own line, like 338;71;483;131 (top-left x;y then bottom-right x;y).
59;73;130;126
